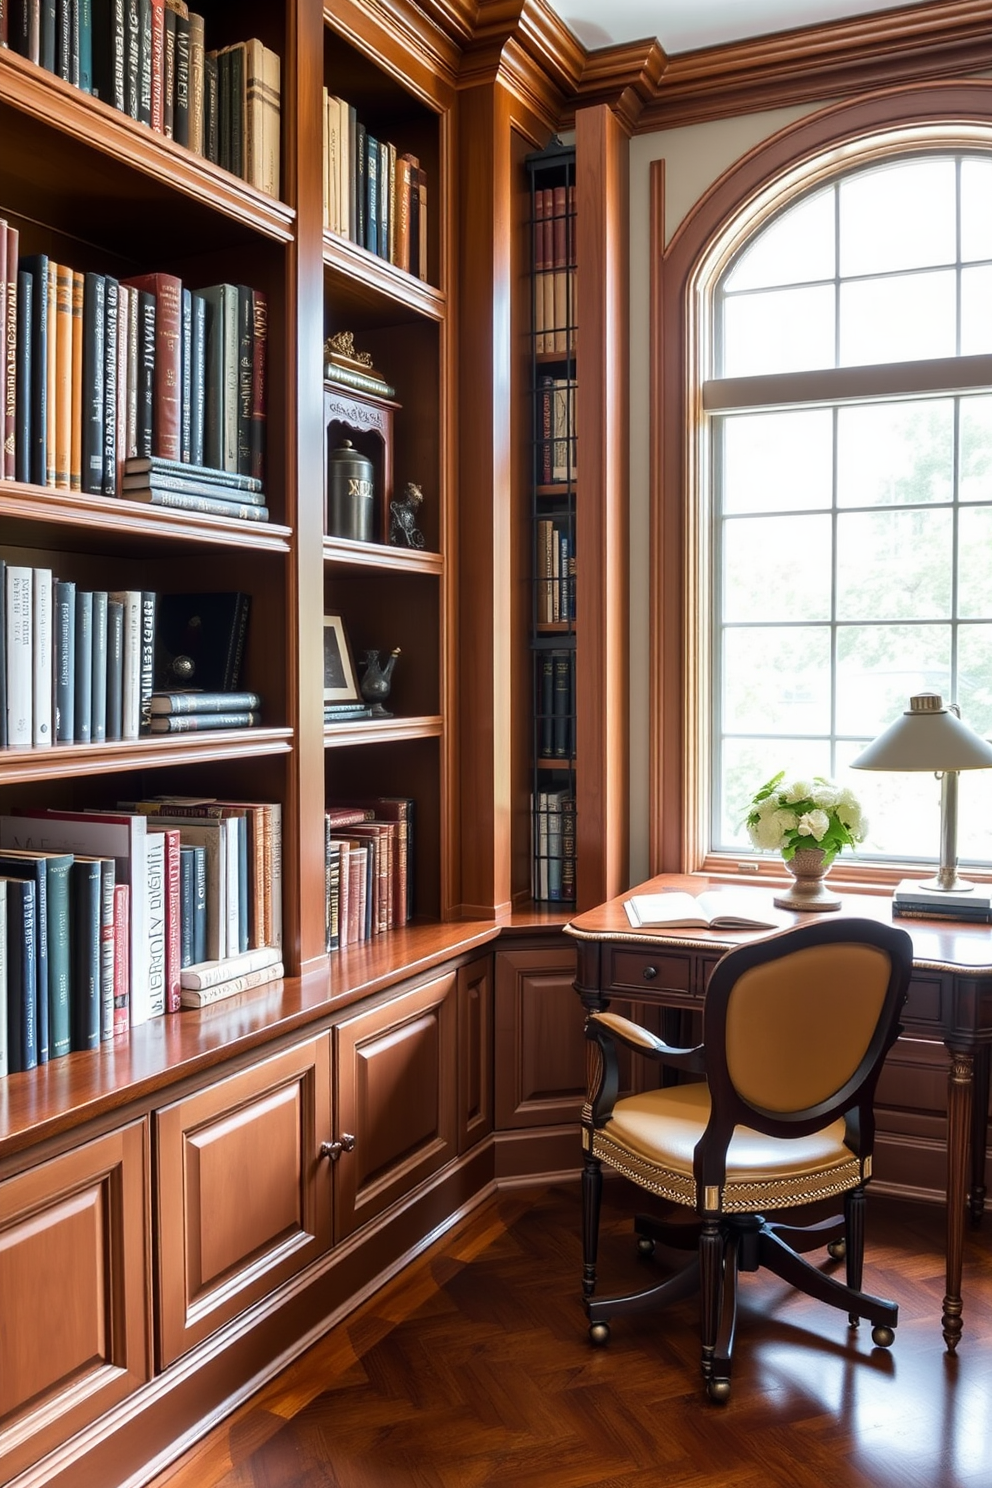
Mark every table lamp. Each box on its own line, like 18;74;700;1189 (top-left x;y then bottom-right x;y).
851;692;992;899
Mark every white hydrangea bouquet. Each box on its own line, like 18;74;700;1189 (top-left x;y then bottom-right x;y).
742;772;867;865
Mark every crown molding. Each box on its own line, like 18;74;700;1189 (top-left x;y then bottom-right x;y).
636;0;992;131
455;0;584;125
571;38;668;131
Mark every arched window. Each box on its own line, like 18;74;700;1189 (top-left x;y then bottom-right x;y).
700;144;992;867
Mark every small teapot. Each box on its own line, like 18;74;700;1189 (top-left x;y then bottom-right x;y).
359;647;401;717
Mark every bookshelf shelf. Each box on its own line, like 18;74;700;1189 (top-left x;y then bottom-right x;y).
0;729;294;786
323;715;443;747
0;484;292;555
0;56;295;250
323;233;446;323
322;535;442;575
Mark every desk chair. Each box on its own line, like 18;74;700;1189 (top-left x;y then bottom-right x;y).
580;917;913;1401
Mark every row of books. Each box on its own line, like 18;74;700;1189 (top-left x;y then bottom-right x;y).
533;185;575;355
536;375;576;486
0;796;282;1073
536;518;575;626
0;233;269;506
1;574;252;748
2;7;281;199
531;790;576;904
322;89;429;280
325;799;414;951
536;649;575;761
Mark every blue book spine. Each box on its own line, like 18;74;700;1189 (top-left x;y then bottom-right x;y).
74;589;93;743
79;0;94;91
366;134;378;256
20;256;49;486
192;845;207;964
54;578;76;743
6;878;38;1073
106;598;124;741
179;847;195;967
71;858;103;1051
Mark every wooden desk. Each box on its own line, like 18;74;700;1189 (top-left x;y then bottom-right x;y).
565;873;992;1352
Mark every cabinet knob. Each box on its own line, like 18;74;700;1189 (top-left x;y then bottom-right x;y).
320;1133;356;1162
642;965;658;981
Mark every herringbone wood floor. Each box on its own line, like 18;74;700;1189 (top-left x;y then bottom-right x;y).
148;1183;992;1488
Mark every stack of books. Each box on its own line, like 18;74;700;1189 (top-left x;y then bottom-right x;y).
325;799;414;951
531;790;576;904
324;701;373;725
2;244;268;510
892;879;992;923
149;690;262;733
322;92;428;279
6;12;280;200
122;457;269;523
179;945;284;1009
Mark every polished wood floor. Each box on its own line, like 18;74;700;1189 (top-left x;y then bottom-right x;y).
149;1182;992;1488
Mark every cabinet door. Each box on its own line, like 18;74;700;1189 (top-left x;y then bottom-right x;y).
155;1034;332;1368
0;1122;150;1484
457;954;493;1153
495;945;584;1128
334;971;456;1241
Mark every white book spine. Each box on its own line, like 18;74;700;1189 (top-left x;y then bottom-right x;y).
6;566;33;747
109;590;142;740
32;567;53;747
145;832;166;1018
180;961;284;1007
180;942;281;990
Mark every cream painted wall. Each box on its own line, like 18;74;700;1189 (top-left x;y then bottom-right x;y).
626;103;831;884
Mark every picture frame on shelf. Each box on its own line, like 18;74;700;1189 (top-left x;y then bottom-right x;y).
323;614;361;703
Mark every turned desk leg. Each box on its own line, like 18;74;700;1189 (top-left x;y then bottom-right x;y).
943;1049;973;1352
969;1044;989;1227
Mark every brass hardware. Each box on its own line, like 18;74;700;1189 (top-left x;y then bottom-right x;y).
320;1134;356;1162
642;965;658;981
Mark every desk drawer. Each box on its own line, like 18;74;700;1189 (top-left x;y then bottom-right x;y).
605;949;694;999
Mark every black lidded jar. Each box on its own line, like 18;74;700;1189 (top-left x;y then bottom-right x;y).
327;439;375;542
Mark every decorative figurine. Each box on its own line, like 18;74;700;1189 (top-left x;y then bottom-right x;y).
359;647;401;717
389;482;426;548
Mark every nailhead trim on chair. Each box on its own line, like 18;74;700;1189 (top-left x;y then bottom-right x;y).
589;1128;863;1213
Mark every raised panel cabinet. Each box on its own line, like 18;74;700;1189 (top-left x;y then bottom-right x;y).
494;944;583;1128
334;970;457;1240
154;1035;333;1368
0;1122;150;1484
457;954;494;1153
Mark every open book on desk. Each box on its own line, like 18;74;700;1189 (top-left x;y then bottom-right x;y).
623;890;786;931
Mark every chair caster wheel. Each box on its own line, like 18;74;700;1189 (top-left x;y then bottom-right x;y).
871;1325;895;1348
827;1238;846;1260
707;1377;731;1403
636;1236;656;1257
589;1322;611;1347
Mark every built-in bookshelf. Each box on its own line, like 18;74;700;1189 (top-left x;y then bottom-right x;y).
320;10;451;949
527;143;576;905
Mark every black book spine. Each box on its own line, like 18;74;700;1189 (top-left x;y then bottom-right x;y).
139;589;155;732
74;588;93;742
181;286;191;462
204;52;218;164
91;589;108;741
217;46;230;170
552;651;571;758
236;284;252;477
189;290;206;466
0;561;6;748
137;0;150;124
173;11;189;146
136;289;155;458
179;846;194;967
228;44;244;181
70;0;81;87
162;2;174;136
539;652;554;758
54;577;76;741
81;272;105;495
7;879;38;1073
106;597;124;740
102;276;118;495
91;0;125;110
70;859;102;1051
56;0;70;77
14;269;31;483
124;0;138;117
21;255;48;486
41;0;55;70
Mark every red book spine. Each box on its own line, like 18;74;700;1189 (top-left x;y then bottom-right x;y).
121;271;183;461
113;883;131;1035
